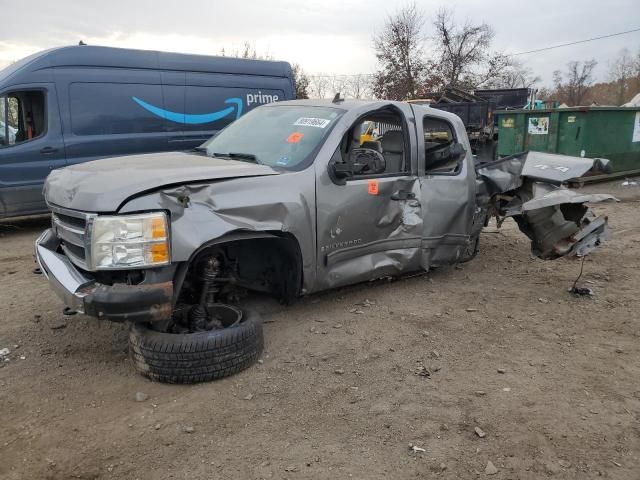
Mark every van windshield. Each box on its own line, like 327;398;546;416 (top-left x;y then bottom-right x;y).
202;105;344;170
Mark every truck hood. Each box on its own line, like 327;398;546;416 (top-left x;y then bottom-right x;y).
44;151;280;212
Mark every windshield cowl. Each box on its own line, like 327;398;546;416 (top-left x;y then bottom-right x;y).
212;152;259;163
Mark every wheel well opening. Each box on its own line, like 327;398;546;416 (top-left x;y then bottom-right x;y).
176;234;303;306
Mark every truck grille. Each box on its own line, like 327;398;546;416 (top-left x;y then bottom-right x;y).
50;205;95;270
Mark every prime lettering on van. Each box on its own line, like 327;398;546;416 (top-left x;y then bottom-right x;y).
246;91;279;107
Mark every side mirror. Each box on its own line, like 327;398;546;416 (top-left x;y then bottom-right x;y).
331;162;353;179
351;148;386;175
329;148;387;183
450;142;466;159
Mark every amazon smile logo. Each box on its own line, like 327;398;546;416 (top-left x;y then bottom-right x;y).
132;97;244;125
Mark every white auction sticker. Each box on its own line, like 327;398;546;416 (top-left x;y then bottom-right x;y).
528;117;549;135
294;117;331;128
633;112;640;143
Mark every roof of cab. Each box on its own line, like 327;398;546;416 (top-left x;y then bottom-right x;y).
271;99;389;110
0;45;293;84
269;98;458;121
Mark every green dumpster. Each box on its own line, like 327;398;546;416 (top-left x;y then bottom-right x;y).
496;107;640;180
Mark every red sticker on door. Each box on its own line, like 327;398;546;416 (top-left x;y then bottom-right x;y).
368;179;379;195
287;132;304;143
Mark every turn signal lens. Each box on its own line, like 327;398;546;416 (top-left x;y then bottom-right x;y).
151;216;167;239
150;243;169;264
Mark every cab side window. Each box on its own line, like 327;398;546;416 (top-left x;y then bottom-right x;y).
0;96;8;146
0;91;46;148
337;110;408;178
423;117;463;175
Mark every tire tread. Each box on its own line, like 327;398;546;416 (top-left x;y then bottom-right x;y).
128;308;263;384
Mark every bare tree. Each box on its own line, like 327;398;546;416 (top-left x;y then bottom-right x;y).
307;74;375;99
309;74;330;99
6;97;19;127
372;3;428;100
370;5;536;97
291;64;310;99
345;74;374;99
472;54;515;88
609;48;635;104
329;75;348;99
553;59;598;106
483;59;540;89
536;86;554;102
633;49;640;98
432;8;511;89
241;42;256;59
218;42;272;60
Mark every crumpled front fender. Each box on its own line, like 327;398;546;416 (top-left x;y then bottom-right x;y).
117;169;317;292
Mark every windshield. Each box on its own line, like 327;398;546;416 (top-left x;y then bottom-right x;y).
202;105;344;170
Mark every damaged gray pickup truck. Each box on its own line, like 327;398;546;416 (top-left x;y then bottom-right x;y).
35;99;615;383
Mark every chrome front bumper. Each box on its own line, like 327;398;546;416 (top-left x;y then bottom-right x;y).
35;228;174;322
35;229;93;313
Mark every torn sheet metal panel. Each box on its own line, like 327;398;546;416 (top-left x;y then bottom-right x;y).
520;152;611;184
476;151;612;193
515;182;615;259
476;152;616;260
476;154;527;194
568;215;610;257
520;182;617;211
511;201;611;259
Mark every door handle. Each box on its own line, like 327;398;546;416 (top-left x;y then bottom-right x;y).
390;190;416;201
40;147;58;154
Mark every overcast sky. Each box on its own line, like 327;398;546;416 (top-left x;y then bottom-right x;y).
1;0;639;86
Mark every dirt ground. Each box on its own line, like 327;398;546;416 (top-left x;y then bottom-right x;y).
1;182;639;480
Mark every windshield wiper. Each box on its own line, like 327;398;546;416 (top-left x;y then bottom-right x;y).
213;152;258;163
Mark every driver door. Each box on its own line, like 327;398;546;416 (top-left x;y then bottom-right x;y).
314;106;423;290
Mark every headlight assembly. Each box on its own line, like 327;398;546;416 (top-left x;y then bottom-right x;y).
89;212;170;270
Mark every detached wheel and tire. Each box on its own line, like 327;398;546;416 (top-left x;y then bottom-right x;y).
129;305;263;384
